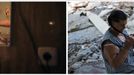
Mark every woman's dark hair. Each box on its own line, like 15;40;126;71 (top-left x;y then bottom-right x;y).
108;9;127;26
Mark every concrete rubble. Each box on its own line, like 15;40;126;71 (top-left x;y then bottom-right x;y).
68;1;134;74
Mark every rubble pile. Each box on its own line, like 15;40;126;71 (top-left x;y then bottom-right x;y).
68;1;134;73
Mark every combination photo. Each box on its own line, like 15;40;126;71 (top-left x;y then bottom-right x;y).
0;0;134;74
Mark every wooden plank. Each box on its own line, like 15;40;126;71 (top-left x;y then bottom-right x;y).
86;11;109;34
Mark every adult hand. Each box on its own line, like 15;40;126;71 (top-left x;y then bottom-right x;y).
124;36;134;49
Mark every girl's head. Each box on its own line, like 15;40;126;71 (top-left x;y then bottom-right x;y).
108;10;128;32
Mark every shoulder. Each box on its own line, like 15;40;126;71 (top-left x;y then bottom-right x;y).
101;39;113;50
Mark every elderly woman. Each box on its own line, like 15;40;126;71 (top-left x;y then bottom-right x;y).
101;10;134;73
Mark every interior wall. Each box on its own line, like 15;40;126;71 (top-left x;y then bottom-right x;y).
0;2;66;73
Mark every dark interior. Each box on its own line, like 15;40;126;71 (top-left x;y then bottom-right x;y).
0;2;66;73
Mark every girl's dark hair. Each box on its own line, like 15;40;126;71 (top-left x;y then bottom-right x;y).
108;9;127;26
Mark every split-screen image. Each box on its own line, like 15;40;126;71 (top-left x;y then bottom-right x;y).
1;0;134;74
